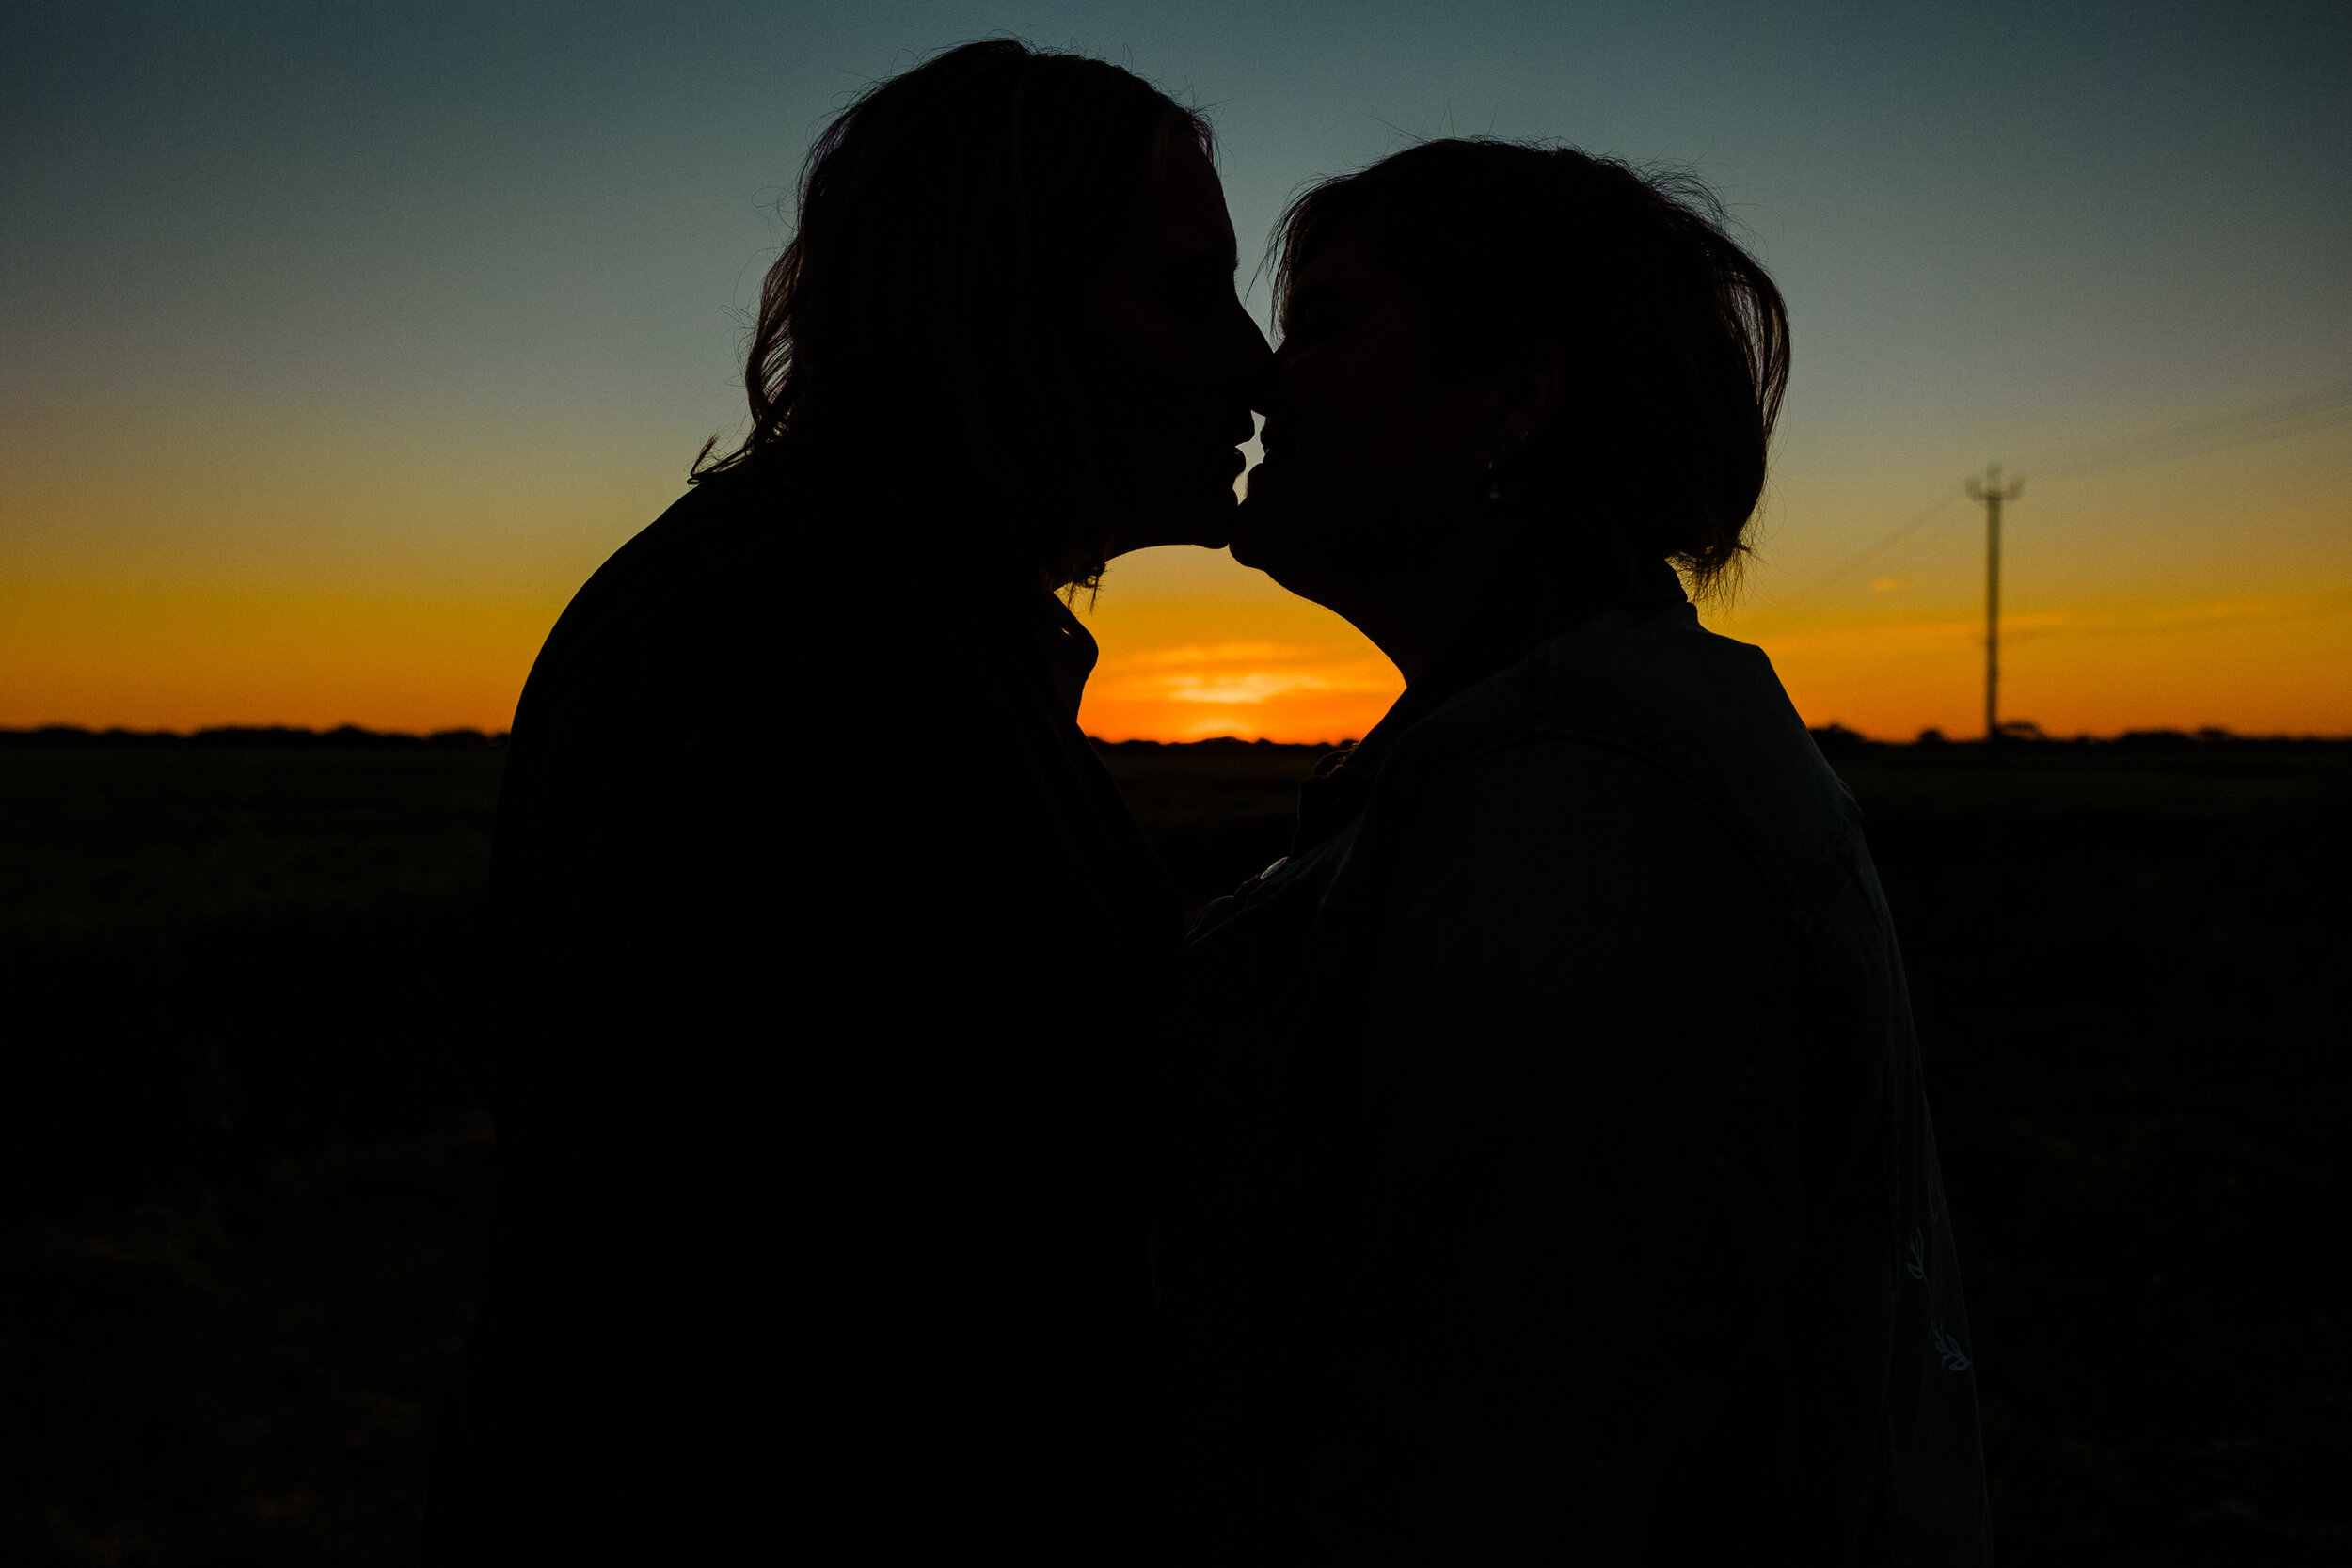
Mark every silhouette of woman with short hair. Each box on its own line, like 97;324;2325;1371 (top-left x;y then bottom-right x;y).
430;40;1266;1562
1155;141;1991;1563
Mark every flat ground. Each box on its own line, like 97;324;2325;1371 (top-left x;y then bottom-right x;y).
3;734;2345;1565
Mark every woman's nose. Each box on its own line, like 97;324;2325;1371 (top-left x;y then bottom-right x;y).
1244;352;1281;420
1228;301;1274;381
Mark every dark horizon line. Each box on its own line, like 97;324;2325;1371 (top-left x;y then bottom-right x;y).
3;722;2350;752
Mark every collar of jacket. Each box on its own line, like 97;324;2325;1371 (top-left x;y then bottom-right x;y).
1293;555;1687;854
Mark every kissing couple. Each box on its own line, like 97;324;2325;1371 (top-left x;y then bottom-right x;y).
432;39;1988;1567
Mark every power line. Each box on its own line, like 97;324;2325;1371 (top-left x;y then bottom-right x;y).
1749;485;1967;614
1746;377;2352;617
2014;377;2352;483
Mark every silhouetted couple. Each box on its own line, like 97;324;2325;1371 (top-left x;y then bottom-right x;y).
431;40;1988;1566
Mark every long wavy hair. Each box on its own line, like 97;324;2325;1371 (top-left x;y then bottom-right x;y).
695;40;1211;582
1272;139;1789;596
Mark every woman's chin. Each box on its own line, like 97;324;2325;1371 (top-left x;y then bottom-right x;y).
1230;497;1349;598
1227;497;1283;571
1186;478;1241;550
1179;508;1232;553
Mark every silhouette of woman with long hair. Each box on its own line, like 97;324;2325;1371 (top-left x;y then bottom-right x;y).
432;41;1266;1562
1155;141;1990;1563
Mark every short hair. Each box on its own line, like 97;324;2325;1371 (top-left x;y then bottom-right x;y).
1271;139;1789;594
698;40;1211;580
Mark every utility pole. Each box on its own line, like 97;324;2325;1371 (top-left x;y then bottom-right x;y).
1965;464;2025;741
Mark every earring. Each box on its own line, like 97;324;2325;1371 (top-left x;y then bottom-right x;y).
1486;461;1503;504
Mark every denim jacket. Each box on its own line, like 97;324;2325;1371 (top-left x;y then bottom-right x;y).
1156;593;1989;1565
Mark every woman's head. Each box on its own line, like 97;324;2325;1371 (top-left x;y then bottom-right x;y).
1235;138;1788;619
704;40;1265;582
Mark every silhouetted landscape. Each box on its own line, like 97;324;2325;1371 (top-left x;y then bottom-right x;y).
3;725;2346;1564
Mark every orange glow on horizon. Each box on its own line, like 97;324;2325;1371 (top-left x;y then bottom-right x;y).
1073;571;2352;744
0;583;561;736
1073;585;1402;742
1711;589;2352;740
6;578;2346;743
1082;639;1401;741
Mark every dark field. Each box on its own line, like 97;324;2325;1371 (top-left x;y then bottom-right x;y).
3;731;2347;1564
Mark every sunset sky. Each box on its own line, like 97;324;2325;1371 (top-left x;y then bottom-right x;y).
6;1;2347;740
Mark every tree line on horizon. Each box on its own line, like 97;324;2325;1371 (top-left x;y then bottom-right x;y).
1;722;2344;752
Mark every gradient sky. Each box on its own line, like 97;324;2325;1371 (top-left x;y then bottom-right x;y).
6;1;2347;739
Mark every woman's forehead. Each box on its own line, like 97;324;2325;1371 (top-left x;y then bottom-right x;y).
1136;138;1236;262
1286;230;1416;320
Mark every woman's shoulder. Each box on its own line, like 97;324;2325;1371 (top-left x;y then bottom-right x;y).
1370;605;1856;904
565;460;857;620
533;454;946;667
509;460;920;747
